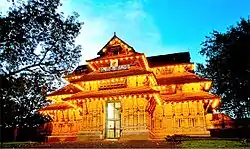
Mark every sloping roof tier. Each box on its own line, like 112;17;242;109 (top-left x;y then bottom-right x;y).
39;102;73;111
47;84;82;97
147;52;191;67
64;65;93;78
161;91;220;102
156;72;210;85
70;68;152;82
86;52;143;62
63;87;159;100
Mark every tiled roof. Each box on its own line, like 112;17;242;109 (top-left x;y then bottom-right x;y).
64;87;159;100
161;91;220;102
64;65;92;78
156;72;209;85
86;52;143;62
47;84;82;97
71;68;152;82
39;102;73;111
147;52;191;67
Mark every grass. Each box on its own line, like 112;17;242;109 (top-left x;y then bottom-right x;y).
180;140;250;149
1;141;37;148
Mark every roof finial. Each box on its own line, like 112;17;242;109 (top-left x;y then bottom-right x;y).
114;32;116;36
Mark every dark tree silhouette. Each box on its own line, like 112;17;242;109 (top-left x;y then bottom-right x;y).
197;17;250;119
0;0;83;127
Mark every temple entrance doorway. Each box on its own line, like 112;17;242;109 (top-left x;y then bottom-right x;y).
106;101;121;139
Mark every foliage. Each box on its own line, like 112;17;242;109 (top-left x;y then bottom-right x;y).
165;134;190;142
197;17;250;118
0;0;83;127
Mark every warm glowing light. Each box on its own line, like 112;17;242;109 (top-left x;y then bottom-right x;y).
72;84;85;91
204;82;212;90
100;60;103;63
141;55;150;70
212;99;220;108
88;63;97;71
107;103;114;119
105;60;108;62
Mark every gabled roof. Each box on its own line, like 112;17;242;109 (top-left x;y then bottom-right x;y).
86;52;143;62
64;65;93;78
97;34;135;57
70;68;152;82
156;72;210;85
73;65;92;74
47;84;82;97
39;102;73;111
161;91;220;102
147;52;191;67
63;86;159;100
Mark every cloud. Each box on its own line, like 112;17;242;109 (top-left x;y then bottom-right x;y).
61;0;184;64
1;0;187;65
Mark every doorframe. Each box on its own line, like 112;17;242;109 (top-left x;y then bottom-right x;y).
105;101;121;139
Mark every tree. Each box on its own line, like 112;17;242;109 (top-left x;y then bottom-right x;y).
0;0;83;127
197;17;250;119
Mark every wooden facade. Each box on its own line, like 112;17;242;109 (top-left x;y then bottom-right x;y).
39;35;222;141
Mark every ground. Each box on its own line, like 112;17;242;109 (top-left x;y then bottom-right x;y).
2;139;250;148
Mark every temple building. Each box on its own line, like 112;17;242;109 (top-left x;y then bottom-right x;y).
39;34;222;142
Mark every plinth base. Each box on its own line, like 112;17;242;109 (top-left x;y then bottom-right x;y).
120;130;152;140
46;135;77;142
77;131;103;141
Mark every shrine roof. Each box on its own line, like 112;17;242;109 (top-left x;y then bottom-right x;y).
161;91;220;102
156;72;210;85
39;102;73;111
47;84;82;97
147;52;191;67
63;87;159;100
70;68;152;82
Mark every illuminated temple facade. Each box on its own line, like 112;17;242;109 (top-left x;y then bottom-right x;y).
39;35;221;141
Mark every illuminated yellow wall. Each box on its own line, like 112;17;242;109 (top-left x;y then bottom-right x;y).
151;101;209;138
